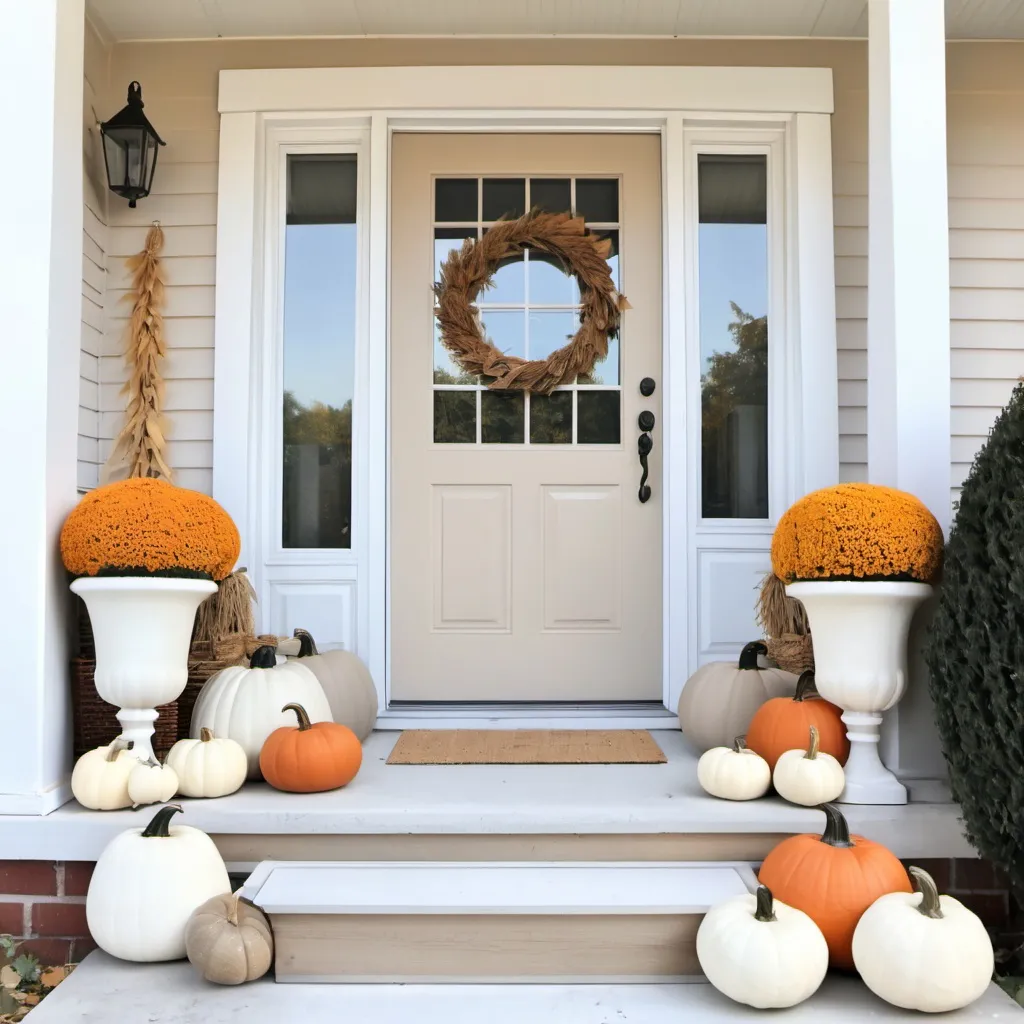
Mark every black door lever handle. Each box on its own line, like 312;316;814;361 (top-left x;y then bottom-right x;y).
637;411;655;503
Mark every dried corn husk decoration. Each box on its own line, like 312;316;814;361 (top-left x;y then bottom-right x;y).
100;223;171;484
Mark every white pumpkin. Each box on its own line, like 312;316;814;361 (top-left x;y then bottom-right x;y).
697;738;771;801
678;641;798;752
167;728;247;799
772;725;845;806
86;804;230;962
190;645;332;779
697;884;829;1009
71;738;140;811
852;866;994;1013
289;629;378;740
127;759;179;807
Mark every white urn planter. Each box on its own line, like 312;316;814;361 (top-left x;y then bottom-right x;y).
786;581;932;805
71;577;217;763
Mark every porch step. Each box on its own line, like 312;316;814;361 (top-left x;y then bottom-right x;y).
27;952;1024;1023
240;859;757;982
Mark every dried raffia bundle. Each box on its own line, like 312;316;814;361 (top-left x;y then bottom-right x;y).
756;572;814;675
101;222;171;484
194;568;258;649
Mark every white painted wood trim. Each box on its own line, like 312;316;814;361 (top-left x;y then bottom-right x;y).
219;66;834;116
791;112;840;494
241;861;759;914
212;111;259;569
0;0;84;815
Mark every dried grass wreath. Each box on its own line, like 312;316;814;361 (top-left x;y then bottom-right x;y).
434;210;630;395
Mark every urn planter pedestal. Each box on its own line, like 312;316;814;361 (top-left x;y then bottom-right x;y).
785;581;932;806
70;576;217;763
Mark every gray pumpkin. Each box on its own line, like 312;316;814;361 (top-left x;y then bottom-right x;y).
678;641;798;753
185;893;273;985
289;629;378;740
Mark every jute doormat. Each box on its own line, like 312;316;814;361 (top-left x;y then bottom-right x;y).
386;729;667;765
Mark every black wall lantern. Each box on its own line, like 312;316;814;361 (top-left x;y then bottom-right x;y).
99;82;165;208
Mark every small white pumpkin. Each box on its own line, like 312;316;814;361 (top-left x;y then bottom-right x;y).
852;866;994;1013
127;758;179;808
185;893;274;985
697;737;771;801
190;645;332;779
772;725;846;806
167;728;247;799
87;804;230;962
697;884;829;1008
71;738;139;811
289;629;378;741
678;641;798;752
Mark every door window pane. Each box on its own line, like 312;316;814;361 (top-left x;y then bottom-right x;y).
434;391;477;443
481;391;525;443
575;179;619;223
435;178;478;222
530;391;573;444
578;391;621;445
698;154;768;519
483;178;526;221
530;178;571;214
282;154;357;549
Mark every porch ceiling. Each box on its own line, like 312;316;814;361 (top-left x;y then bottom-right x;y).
86;0;1024;42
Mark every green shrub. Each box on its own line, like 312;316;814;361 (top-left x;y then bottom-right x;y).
925;382;1024;891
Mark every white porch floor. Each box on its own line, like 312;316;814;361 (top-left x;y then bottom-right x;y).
0;731;973;861
26;952;1024;1023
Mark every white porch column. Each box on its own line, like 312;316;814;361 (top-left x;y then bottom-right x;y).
867;0;951;787
0;0;85;812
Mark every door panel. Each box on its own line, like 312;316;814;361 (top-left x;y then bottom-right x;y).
390;133;662;702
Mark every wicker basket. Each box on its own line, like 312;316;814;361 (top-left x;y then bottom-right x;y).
766;632;815;676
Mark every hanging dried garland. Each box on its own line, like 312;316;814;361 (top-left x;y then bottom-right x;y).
101;223;171;483
434;210;630;395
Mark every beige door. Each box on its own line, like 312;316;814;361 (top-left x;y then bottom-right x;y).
390;133;662;703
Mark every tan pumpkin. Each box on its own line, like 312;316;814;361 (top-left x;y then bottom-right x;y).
677;641;798;752
185;893;274;985
289;629;378;740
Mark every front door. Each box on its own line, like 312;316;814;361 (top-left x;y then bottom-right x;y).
390;133;662;703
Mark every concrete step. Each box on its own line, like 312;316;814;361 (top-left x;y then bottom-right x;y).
27;952;1024;1023
240;859;757;982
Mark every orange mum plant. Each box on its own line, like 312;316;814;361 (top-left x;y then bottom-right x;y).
61;478;240;581
771;483;943;584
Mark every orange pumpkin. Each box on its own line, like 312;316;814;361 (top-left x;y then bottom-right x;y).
745;671;849;771
259;703;362;793
758;803;911;970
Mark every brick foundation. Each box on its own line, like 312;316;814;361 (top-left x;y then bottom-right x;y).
0;861;96;964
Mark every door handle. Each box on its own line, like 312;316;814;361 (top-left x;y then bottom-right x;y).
637;410;655;503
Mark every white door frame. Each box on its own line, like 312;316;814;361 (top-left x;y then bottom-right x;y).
212;66;838;729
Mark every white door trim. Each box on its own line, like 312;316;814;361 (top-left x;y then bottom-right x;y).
212;66;838;728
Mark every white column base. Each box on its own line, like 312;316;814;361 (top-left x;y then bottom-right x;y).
838;711;907;805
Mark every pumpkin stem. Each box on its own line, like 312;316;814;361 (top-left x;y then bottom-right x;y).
909;866;944;919
200;727;214;743
733;736;749;753
818;803;855;849
805;726;820;760
141;803;183;838
738;641;768;671
794;671;819;702
105;738;131;762
753;885;777;923
249;645;278;670
228;893;241;927
294;628;319;658
282;703;313;731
